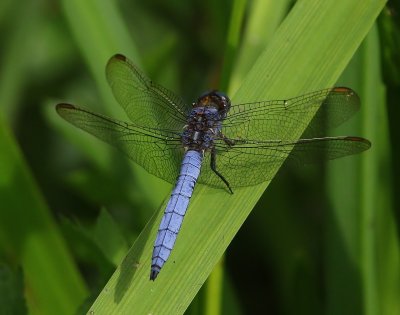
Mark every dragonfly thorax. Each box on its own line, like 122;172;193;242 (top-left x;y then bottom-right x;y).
182;106;223;151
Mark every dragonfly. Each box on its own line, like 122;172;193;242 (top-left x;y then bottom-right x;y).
56;54;371;281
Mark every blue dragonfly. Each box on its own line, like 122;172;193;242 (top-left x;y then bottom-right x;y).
56;54;370;280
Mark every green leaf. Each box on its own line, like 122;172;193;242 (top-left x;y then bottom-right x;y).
326;23;400;315
0;116;88;315
93;208;129;266
60;0;140;120
0;264;27;315
89;0;385;314
58;0;170;210
229;0;291;94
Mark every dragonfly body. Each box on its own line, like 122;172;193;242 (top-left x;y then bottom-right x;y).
56;54;370;281
151;93;232;280
151;150;202;280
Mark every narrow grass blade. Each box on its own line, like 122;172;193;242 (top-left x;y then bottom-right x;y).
360;25;399;315
0;116;88;315
229;0;291;94
59;0;170;209
326;23;399;315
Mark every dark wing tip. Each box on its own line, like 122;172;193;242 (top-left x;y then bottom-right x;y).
56;103;77;112
106;54;128;76
332;86;359;99
112;53;127;61
345;136;372;149
332;86;353;93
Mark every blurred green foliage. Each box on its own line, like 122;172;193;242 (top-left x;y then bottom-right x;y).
0;0;398;314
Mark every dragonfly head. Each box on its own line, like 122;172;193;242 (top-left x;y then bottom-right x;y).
194;90;231;117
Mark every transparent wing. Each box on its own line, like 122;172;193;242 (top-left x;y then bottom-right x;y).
106;54;188;129
57;85;370;190
222;87;360;140
197;87;368;189
56;103;184;184
198;136;371;189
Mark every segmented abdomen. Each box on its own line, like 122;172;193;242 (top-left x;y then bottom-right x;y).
150;150;203;280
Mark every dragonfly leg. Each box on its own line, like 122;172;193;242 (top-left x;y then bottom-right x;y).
221;134;236;146
211;149;233;194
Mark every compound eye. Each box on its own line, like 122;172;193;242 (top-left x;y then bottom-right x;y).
195;90;231;114
197;91;212;102
214;91;228;99
213;91;231;111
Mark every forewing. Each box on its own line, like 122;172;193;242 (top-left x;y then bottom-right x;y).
56;103;183;184
198;136;370;189
106;54;188;129
223;87;360;140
